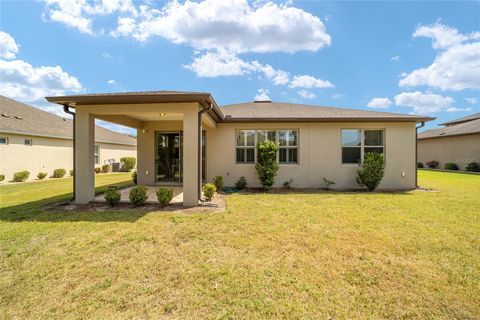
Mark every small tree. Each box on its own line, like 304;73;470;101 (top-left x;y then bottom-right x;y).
121;157;136;172
356;152;385;191
255;141;279;190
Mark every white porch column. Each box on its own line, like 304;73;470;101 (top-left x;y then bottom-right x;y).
182;108;200;206
75;108;95;204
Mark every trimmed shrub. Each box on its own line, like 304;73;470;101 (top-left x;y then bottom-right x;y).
52;168;66;178
94;167;101;174
283;179;293;189
37;172;48;180
132;171;137;184
13;170;30;182
129;186;148;206
156;188;173;206
444;163;459;171
0;175;4;182
357;153;385;192
69;169;74;176
213;175;224;190
417;162;424;168
101;164;111;173
121;157;136;172
426;160;439;169
203;183;216;201
465;161;480;172
235;176;247;190
104;187;121;206
322;177;335;190
255;141;279;190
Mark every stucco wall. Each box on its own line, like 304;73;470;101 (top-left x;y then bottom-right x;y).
418;134;480;170
0;133;136;182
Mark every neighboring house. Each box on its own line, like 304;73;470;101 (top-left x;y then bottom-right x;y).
418;113;480;170
0;96;137;182
46;91;434;206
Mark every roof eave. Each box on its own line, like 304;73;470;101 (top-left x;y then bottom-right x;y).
220;116;435;123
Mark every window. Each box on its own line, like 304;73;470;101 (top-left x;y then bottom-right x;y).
0;137;8;145
94;144;100;165
341;129;384;164
235;129;299;164
24;139;32;146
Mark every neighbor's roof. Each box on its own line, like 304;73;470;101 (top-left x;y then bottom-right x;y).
0;96;136;145
439;113;480;126
418;118;480;139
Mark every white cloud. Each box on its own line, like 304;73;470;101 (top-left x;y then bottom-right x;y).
297;90;316;99
102;52;112;58
254;89;271;101
465;97;478;105
400;23;480;91
107;79;116;84
332;93;344;100
367;97;392;109
390;55;400;62
0;31;19;59
289;75;334;89
446;107;471;113
394;91;454;114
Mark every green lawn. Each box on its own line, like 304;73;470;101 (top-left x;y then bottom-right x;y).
0;171;479;319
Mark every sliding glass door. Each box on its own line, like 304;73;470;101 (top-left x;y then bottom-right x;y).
156;132;182;183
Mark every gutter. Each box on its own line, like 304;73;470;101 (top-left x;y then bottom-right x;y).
198;102;213;202
63;104;76;201
415;121;425;188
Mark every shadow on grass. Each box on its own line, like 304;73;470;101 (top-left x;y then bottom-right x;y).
234;188;415;196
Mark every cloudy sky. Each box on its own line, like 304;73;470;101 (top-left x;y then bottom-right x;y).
1;0;479;133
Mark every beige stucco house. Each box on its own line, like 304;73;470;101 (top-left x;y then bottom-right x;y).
418;113;480;170
0;96;136;182
45;91;434;206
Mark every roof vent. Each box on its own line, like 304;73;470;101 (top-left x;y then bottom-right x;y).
254;100;271;103
14;115;22;120
1;113;9;118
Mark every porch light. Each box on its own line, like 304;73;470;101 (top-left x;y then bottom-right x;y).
159;112;167;117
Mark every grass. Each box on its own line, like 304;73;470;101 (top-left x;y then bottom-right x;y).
0;171;479;319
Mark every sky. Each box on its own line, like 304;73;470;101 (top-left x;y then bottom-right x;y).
0;0;479;134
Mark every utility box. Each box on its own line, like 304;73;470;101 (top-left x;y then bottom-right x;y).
112;162;121;172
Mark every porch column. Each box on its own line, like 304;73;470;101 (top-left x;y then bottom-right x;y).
182;108;200;206
75;109;95;204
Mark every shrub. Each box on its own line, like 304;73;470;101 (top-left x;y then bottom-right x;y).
53;168;66;178
132;171;137;184
129;186;148;206
121;157;136;172
417;162;424;168
101;164;111;173
203;183;216;201
69;169;74;176
356;153;385;192
255;141;279;190
465;161;480;172
13;170;30;182
322;177;335;190
283;179;293;189
213;175;224;190
444;163;459;171
0;174;4;182
94;167;101;174
426;160;439;169
156;188;173;206
235;176;247;190
104;187;121;206
37;172;48;180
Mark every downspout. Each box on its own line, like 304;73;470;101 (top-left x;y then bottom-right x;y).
415;121;425;188
63;104;76;201
198;102;213;201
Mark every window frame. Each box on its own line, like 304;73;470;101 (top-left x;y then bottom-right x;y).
235;130;256;164
341;128;385;165
94;144;100;165
0;137;8;145
24;139;33;146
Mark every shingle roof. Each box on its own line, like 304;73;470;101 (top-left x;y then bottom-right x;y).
0;96;136;145
439;113;480;126
418;118;480;139
220;101;433;122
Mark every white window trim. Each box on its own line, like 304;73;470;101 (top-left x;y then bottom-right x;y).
341;129;385;165
94;144;100;165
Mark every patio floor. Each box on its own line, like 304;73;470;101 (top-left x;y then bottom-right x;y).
94;186;184;204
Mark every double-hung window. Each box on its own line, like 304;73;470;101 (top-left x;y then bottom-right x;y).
341;129;384;164
236;130;255;163
0;137;8;145
278;130;298;164
24;139;33;146
94;144;100;165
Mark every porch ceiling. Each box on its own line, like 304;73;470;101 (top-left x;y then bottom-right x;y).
129;113;183;121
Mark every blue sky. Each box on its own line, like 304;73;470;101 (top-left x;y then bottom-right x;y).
1;0;479;134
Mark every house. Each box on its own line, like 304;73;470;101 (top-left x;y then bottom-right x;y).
0;96;137;182
45;91;434;206
418;113;480;170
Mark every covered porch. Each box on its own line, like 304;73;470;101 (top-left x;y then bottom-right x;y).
46;92;223;207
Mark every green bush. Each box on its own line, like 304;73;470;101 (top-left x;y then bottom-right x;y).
94;167;101;174
121;157;136;172
255;141;279;190
203;183;216;201
357;153;385;191
13;170;30;182
235;176;247;190
0;174;4;182
101;164;111;173
104;187;121;206
69;169;74;176
444;163;459;170
213;175;224;190
426;160;439;169
52;168;66;178
465;162;480;172
417;162;424;168
129;186;148;206
132;171;137;184
37;172;48;180
156;188;173;206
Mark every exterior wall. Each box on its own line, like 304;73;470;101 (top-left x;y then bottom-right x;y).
0;132;136;182
418;133;480;170
206;122;417;190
